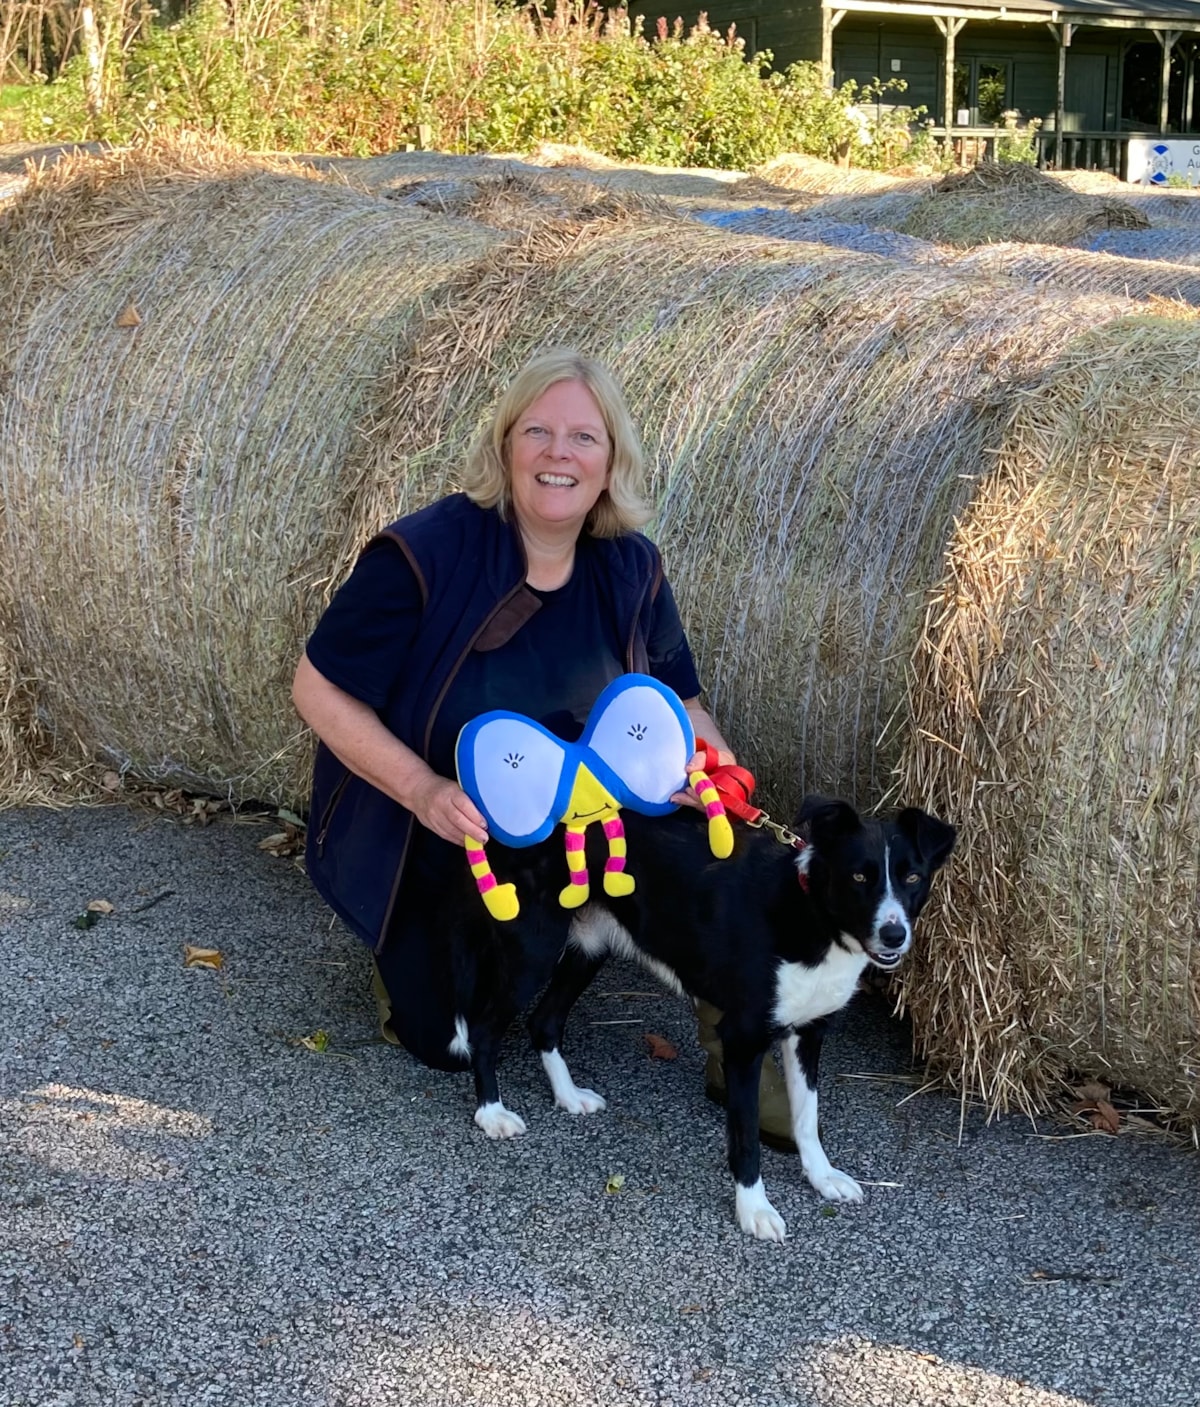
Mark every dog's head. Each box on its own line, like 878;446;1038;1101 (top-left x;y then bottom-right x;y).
797;796;956;971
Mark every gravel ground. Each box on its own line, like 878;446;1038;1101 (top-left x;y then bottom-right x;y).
2;803;1196;1407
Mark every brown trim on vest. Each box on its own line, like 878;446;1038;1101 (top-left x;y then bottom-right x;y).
374;530;428;610
474;586;543;651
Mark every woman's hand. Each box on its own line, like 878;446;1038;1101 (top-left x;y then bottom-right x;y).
408;773;490;847
671;746;736;810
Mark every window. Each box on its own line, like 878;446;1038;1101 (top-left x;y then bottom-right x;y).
953;58;1012;124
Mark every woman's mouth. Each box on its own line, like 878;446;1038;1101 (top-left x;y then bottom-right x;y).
536;473;577;487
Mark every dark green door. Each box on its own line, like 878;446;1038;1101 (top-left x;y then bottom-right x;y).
1065;54;1107;130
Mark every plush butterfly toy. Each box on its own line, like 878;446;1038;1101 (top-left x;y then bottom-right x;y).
455;674;734;921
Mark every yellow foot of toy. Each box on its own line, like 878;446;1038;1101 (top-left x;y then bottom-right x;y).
708;813;734;859
603;872;635;897
559;882;590;909
482;883;519;921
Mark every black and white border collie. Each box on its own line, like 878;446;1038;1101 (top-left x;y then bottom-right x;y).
447;796;955;1242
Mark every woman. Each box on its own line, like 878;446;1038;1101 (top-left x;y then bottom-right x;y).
292;348;793;1146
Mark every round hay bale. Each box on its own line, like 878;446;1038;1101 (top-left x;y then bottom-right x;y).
896;315;1200;1126
949;240;1200;305
342;214;1138;811
747;154;929;198
899;162;1149;248
0;141;503;806
1083;225;1200;266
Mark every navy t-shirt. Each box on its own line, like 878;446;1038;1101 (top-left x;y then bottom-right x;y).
306;533;702;779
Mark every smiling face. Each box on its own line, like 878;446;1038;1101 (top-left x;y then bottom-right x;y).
506;379;612;539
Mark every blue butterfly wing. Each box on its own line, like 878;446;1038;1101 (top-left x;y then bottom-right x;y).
456;714;571;846
581;674;694;815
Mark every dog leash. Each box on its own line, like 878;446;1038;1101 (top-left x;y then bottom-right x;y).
693;739;808;854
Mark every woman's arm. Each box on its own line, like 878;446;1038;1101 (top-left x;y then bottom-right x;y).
682;697;735;768
292;653;488;846
671;696;736;810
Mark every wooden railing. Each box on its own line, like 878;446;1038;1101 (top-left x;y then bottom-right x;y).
928;127;1152;178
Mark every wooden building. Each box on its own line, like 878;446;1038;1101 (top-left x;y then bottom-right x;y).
656;0;1200;172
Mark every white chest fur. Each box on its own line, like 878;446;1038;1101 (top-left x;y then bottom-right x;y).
772;943;869;1030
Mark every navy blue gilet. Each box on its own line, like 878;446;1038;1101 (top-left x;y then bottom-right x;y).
304;493;664;952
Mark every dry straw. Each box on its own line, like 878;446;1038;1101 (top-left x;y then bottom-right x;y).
948;241;1200;305
896;316;1200;1128
1;147;1137;814
342;175;1140;811
899;162;1149;248
0;137;502;804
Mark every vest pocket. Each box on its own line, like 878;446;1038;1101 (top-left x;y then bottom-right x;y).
314;767;352;857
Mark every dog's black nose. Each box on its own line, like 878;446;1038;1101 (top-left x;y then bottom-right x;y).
878;922;908;950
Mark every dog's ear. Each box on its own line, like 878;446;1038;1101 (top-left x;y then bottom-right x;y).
798;795;861;844
895;808;957;870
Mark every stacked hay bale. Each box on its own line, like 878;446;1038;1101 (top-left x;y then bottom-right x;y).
896;314;1200;1127
949;241;1200;305
898;162;1149;248
0;139;502;803
341;189;1143;811
0;142;1141;815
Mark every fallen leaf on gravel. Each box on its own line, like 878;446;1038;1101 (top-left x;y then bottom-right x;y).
259;825;303;857
644;1032;677;1060
605;1173;625;1194
189;797;225;827
183;945;223;970
1070;1080;1122;1134
86;899;114;915
297;1030;330;1053
71;911;100;930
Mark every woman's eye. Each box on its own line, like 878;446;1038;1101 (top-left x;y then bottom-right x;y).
575;431;595;444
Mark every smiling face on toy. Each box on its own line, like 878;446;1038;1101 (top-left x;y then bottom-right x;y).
561;763;621;827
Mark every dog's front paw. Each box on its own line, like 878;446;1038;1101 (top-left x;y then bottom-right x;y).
474;1101;527;1139
735;1180;787;1242
558;1086;606;1115
808;1167;864;1203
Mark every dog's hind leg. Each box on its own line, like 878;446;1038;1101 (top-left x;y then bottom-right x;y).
527;943;608;1116
781;1028;863;1203
724;1044;787;1242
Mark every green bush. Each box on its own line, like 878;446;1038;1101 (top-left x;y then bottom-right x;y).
21;0;925;171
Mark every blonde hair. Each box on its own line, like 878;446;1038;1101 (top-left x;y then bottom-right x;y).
461;348;652;537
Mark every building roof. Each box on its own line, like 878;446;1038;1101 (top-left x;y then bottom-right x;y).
832;0;1200;27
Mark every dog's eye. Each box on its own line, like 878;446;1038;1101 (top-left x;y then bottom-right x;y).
852;872;866;884
904;872;921;886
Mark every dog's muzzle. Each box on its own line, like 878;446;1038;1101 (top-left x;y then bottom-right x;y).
868;922;910;970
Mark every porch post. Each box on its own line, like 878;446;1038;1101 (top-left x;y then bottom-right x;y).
821;6;848;92
933;15;968;152
1048;22;1074;170
1152;29;1182;133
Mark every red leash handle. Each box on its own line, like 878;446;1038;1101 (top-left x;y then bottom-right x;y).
693;738;763;825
